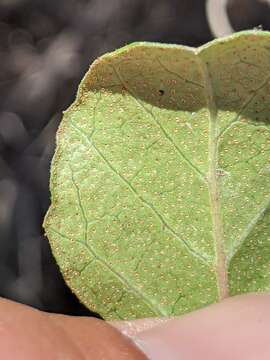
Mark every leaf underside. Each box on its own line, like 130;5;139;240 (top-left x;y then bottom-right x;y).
44;31;270;320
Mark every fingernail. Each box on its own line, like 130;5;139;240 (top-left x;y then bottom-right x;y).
130;315;196;359
133;335;183;360
131;294;270;360
131;318;188;360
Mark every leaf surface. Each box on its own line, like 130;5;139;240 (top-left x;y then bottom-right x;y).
44;31;270;320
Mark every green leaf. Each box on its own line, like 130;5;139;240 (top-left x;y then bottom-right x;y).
44;31;270;320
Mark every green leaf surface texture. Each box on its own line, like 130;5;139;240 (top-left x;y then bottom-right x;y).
44;31;270;320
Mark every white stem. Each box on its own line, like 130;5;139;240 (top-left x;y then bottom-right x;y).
206;0;234;38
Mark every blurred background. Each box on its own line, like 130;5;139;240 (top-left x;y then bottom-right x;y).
0;0;270;316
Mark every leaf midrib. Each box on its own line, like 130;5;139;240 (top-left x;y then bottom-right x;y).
196;52;229;300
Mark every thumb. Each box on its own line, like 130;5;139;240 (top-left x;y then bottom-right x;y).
113;293;270;360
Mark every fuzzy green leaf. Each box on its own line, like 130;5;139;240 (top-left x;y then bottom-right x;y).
44;31;270;320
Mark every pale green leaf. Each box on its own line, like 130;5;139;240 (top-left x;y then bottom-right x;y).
44;31;270;320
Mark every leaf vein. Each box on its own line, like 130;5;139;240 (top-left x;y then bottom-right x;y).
156;58;204;88
228;196;270;262
218;73;270;140
111;65;208;184
70;121;212;267
49;228;165;316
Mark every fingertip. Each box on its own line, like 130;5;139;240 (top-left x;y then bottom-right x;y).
128;293;270;360
51;314;148;359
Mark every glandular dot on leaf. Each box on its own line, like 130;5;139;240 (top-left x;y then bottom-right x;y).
44;30;270;320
